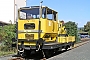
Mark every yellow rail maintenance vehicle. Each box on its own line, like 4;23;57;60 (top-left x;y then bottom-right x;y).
12;4;75;58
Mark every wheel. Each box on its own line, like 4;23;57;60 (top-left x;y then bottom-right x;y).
44;50;53;58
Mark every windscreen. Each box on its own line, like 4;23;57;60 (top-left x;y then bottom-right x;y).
19;8;39;19
19;8;46;20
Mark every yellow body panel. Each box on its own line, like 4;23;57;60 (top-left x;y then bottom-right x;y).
18;19;39;30
18;19;40;40
58;36;75;43
68;36;75;42
18;18;58;46
58;37;67;43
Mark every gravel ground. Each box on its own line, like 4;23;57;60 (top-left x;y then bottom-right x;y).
47;41;90;60
0;53;17;60
0;56;13;60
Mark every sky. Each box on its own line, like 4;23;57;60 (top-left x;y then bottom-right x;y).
0;0;14;23
26;0;90;27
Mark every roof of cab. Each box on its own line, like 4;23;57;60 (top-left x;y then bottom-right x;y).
20;6;58;13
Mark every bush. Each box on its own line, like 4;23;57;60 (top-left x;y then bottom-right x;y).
0;24;16;51
64;21;80;42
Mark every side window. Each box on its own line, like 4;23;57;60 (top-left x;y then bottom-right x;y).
47;10;57;20
47;14;53;20
42;14;46;19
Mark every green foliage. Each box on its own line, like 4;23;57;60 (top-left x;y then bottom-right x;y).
0;24;16;51
84;21;90;35
64;21;79;42
88;30;90;35
84;21;90;32
64;21;77;36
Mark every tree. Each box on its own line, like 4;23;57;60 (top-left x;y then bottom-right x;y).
88;30;90;35
84;21;90;32
64;21;78;42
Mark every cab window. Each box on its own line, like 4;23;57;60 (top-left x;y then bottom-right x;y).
19;8;40;20
47;9;57;21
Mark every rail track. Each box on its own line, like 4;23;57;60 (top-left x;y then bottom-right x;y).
1;38;90;60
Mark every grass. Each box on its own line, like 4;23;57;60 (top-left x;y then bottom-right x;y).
0;51;15;56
